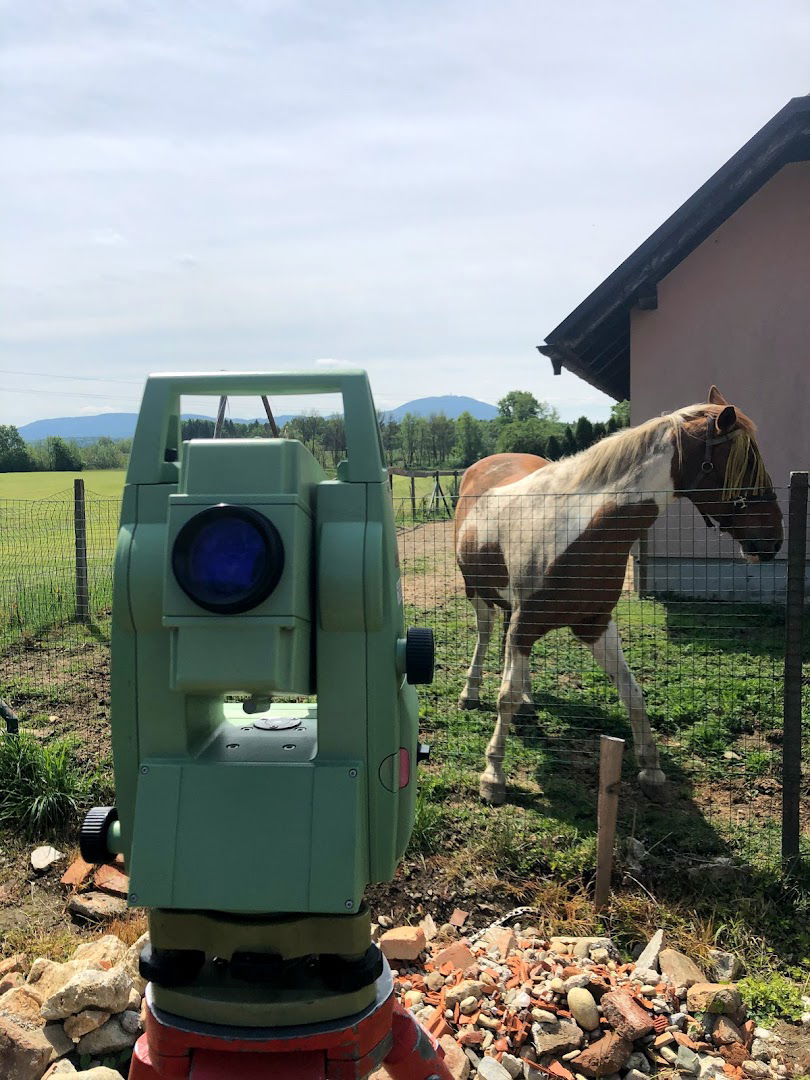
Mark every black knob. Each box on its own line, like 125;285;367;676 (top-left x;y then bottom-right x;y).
405;627;434;685
79;806;119;864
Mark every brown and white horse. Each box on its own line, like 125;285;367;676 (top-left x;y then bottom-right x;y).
454;387;783;804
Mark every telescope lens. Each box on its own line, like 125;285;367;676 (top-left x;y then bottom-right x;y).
173;506;284;613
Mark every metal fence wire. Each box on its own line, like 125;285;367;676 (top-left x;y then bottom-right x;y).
0;476;807;874
397;478;809;873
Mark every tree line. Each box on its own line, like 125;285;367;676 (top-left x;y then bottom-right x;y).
0;428;132;473
0;394;630;474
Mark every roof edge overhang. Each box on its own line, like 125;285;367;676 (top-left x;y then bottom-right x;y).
540;95;810;401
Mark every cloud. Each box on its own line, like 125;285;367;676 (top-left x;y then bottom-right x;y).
2;1;809;426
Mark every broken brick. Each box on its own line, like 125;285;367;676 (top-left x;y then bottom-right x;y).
92;864;130;899
60;857;94;889
600;991;654;1041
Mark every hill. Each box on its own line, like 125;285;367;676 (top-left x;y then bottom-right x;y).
386;395;497;421
18;396;500;441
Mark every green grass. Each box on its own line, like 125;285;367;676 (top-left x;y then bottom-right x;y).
0;469;126;499
0;731;92;838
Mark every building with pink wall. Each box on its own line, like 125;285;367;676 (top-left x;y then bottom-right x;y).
540;97;810;600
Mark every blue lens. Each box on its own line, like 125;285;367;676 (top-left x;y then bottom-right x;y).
188;517;267;599
173;506;285;613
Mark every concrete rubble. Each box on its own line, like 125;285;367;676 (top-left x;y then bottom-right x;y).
370;923;797;1080
0;920;801;1080
0;933;147;1080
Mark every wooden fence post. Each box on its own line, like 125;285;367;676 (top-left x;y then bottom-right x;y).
782;471;808;872
595;736;624;909
74;478;90;624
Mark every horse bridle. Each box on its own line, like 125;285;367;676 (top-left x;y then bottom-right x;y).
688;415;777;530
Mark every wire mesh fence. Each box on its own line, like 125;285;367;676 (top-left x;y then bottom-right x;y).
397;481;809;874
0;476;807;874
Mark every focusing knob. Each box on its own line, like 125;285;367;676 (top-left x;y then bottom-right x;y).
80;806;119;864
405;627;434;685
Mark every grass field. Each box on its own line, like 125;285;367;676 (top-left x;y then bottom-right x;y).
0;469;450;647
0;469;442;504
0;469;127;499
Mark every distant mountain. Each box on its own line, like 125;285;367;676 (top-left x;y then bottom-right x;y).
18;413;292;443
18;394;612;442
386;395;498;421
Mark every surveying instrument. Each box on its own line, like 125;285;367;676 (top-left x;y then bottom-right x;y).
80;372;452;1080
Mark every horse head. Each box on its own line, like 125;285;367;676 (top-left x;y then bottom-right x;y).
675;385;783;562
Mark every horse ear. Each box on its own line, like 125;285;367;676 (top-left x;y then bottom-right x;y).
708;385;729;405
716;405;737;433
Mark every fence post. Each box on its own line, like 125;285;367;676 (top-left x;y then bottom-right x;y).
782;471;808;872
410;475;417;522
595;736;624;910
74;478;90;624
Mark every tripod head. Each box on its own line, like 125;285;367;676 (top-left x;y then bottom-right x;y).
82;370;433;1026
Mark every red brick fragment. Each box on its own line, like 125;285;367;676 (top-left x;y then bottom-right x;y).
573;1032;633;1077
431;942;476;973
456;1030;485;1046
719;1044;750;1067
449;909;470;928
600;991;654;1041
93;864;130;898
60;857;94;888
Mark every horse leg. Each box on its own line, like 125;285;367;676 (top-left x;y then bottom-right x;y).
480;628;528;804
459;596;495;709
584;619;666;798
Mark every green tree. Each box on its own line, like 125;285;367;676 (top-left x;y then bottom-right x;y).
399;414;418;468
428;414;456;465
497;391;559;424
44;436;83;471
322;415;346;467
82;436;128;470
610;400;630;428
592;421;607;443
545;434;562;460
496;418;547;457
454;412;486;467
0;425;33;472
562;426;577;457
574;416;595;451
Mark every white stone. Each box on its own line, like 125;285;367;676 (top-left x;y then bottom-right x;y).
566;987;600;1031
741;1063;771;1080
501;1054;523;1079
119;1009;143;1036
635;930;665;973
30;846;64;872
40;966;133;1020
71;936;128;969
42;1063;78;1078
76;1015;138;1056
72;1070;126;1080
477;1056;513;1080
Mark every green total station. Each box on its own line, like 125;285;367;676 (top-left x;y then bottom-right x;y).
81;370;434;1028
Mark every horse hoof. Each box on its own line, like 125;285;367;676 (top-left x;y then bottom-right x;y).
637;769;667;801
458;697;483;711
479;777;506;805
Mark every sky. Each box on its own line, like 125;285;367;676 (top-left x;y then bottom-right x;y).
2;0;809;426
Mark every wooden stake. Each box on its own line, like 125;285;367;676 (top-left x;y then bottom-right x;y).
595;735;624;910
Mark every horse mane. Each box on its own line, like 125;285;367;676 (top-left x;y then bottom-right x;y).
557;403;765;493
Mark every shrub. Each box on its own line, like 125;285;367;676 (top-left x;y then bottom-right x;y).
0;731;90;837
738;972;805;1024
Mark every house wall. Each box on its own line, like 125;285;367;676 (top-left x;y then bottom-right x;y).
629;161;810;598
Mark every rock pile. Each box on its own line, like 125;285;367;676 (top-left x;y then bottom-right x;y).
374;920;796;1080
0;919;800;1080
0;934;147;1080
